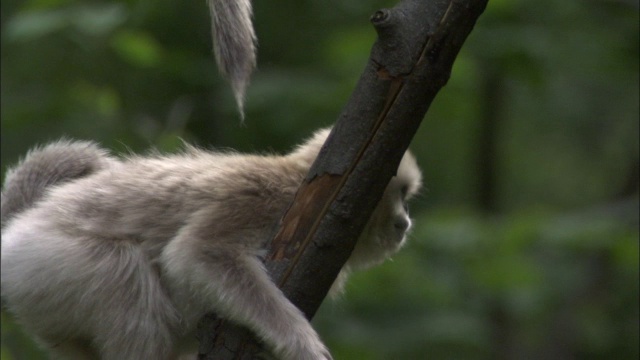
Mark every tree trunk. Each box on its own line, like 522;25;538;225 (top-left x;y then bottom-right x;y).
197;0;490;358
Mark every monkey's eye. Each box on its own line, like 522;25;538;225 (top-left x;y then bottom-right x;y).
401;185;409;198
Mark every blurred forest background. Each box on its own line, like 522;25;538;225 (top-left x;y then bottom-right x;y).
1;0;638;359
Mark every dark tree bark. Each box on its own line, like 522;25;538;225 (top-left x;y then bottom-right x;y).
197;0;489;358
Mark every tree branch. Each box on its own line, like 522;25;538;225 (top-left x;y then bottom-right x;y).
197;0;489;358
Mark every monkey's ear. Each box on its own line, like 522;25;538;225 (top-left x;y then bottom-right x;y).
397;152;422;197
207;0;257;119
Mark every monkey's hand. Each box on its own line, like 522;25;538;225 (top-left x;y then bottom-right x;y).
273;324;333;360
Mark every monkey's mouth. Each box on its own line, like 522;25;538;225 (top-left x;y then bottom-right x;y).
380;230;409;254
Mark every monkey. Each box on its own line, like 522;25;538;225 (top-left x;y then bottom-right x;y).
1;128;422;359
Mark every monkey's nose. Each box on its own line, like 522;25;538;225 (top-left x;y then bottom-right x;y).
394;217;410;232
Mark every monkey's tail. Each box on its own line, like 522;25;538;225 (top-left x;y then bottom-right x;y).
1;140;114;228
207;0;257;118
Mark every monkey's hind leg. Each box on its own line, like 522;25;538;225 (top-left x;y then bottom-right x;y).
89;241;181;360
2;226;181;360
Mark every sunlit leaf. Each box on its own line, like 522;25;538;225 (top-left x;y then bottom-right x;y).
110;30;163;68
4;10;68;41
71;4;128;36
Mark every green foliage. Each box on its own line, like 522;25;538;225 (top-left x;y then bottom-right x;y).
315;206;639;359
1;0;638;358
1;311;47;359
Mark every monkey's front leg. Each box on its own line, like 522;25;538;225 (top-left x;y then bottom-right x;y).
161;231;332;360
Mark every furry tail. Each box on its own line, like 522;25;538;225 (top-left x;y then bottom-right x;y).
207;0;257;118
1;140;115;227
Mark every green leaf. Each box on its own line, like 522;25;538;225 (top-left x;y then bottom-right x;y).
110;30;163;68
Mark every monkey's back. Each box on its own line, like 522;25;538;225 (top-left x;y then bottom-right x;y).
13;150;308;246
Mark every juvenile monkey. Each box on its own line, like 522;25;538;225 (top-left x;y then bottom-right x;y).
1;128;422;359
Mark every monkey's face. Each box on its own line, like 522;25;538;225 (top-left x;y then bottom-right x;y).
347;152;422;271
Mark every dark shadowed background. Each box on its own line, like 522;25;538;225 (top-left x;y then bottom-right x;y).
1;0;638;359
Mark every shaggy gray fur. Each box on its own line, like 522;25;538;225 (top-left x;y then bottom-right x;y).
1;140;116;228
208;0;256;117
1;129;421;359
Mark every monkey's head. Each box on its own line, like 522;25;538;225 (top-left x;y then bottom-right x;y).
351;151;422;268
290;128;422;296
330;151;422;296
